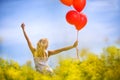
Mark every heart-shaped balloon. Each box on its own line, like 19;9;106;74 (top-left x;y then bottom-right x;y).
75;13;87;31
66;10;87;31
73;0;86;12
60;0;73;6
66;10;80;25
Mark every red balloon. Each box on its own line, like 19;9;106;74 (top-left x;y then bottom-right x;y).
75;13;87;30
73;0;86;12
60;0;73;6
66;10;80;25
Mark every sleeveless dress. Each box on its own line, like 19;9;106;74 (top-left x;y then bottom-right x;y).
33;50;53;73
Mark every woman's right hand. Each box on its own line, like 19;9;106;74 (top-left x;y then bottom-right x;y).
21;23;25;30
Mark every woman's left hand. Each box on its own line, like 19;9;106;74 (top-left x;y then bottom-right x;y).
73;41;78;47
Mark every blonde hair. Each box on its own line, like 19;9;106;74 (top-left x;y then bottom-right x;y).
36;38;48;57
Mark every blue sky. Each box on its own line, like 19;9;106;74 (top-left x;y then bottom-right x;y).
0;0;120;67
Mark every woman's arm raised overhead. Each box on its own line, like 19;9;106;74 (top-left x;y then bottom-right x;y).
21;23;36;54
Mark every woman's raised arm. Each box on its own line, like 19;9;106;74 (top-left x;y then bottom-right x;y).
21;23;35;54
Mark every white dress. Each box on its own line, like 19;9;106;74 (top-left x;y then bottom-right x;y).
34;50;53;73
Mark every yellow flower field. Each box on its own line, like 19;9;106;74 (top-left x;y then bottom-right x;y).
0;46;120;80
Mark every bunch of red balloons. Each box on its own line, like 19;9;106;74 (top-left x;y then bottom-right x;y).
60;0;87;31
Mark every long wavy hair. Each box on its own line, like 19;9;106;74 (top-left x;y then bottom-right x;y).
36;38;48;57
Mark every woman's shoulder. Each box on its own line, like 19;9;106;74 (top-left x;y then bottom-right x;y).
32;49;37;57
47;50;56;57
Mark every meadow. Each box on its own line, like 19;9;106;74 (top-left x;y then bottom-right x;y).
0;46;120;80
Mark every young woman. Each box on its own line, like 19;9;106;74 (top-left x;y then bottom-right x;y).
21;23;78;74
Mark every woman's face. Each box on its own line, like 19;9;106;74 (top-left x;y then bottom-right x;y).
37;38;48;49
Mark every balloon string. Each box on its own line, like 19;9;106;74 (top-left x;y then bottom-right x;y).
76;30;79;59
77;30;78;41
